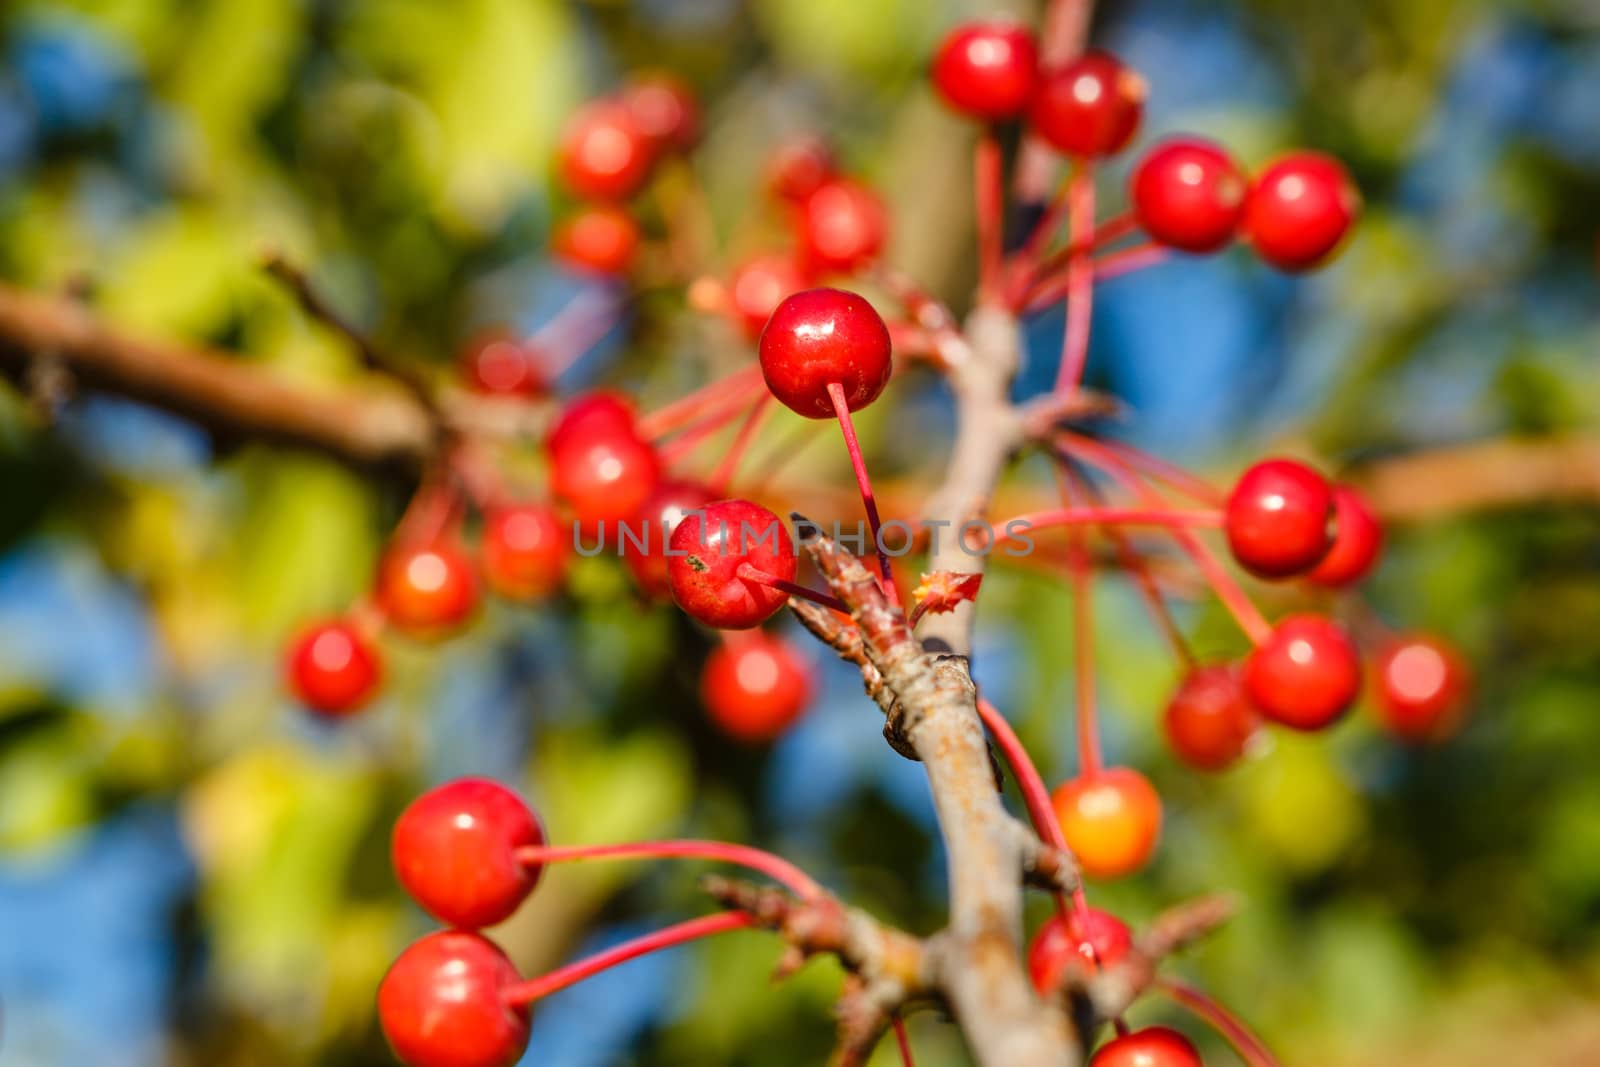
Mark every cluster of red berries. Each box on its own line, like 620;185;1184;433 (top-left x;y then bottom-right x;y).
930;22;1359;270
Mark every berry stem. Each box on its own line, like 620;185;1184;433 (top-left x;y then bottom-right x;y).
392;469;461;549
1022;211;1140;302
1060;433;1226;506
639;365;765;439
999;506;1223;533
736;562;851;615
973;696;1073;922
657;395;761;465
891;1015;917;1067
1156;977;1282;1067
826;381;900;609
975;131;1005;304
1053;166;1097;393
514;838;823;899
1059;473;1103;778
531;286;621;383
1094;240;1169;281
500;912;755;1007
707;393;774;495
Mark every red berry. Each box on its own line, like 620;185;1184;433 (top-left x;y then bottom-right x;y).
378;544;480;635
1244;614;1361;731
1130;137;1247;253
549;427;662;532
1027;907;1132;993
459;330;546;398
481;504;568;602
1244;151;1360;271
621;73;700;154
700;632;813;742
1162;664;1259;771
286;618;382;717
1051;767;1162;880
729;254;805;340
758;287;893;418
1307;485;1383;587
622;479;714;599
931;21;1039;121
378;930;530;1067
1374;635;1469;743
1224;458;1334;579
552;203;641;276
1091;1026;1202;1067
557;100;654;201
392;777;545;928
765;136;837;203
1029;51;1145;158
544;390;638;455
667;499;796;629
797;178;888;274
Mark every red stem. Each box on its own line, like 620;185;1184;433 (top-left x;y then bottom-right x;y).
531;287;621;382
707;393;774;495
1157;978;1282;1067
1053;167;1097;393
1094;240;1169;282
639;365;765;439
826;382;900;609
514;839;823;899
1060;434;1226;506
1057;474;1103;778
1019;211;1140;305
973;697;1073;922
1000;506;1223;533
976;131;1005;304
891;1015;917;1067
501;912;754;1006
736;562;851;616
391;470;461;549
657;395;759;465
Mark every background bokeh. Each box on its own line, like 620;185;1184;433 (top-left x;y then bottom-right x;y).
2;0;1599;1064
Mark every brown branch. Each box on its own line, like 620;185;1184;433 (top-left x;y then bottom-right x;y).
1349;436;1600;521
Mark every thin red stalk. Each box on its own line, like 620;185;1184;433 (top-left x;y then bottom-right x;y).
1059;441;1272;645
532;287;620;382
976;131;1005;304
891;1016;917;1067
1021;211;1140;303
826;382;900;609
1059;433;1226;506
514;839;823;899
973;697;1072;922
639;364;765;439
736;562;851;615
501;912;754;1006
747;418;828;483
1001;507;1223;532
1094;241;1169;282
1058;474;1102;778
392;471;461;548
707;393;774;495
658;395;759;464
1157;978;1282;1067
1053;167;1097;393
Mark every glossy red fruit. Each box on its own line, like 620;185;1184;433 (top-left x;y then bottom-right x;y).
1245;614;1361;730
1051;767;1162;879
549;428;662;532
765;136;837;203
622;480;714;599
286;618;382;716
378;545;479;635
378;930;529;1067
1244;151;1360;271
758;287;893;418
1029;51;1145;158
1027;907;1133;993
729;254;805;340
1307;485;1383;587
667;499;796;629
700;633;813;742
1130;137;1247;253
392;777;544;928
552;203;641;276
621;73;700;154
1163;664;1259;771
557;100;654;201
1224;458;1334;579
481;504;568;602
1090;1026;1202;1067
797;178;888;274
543;391;638;456
1374;635;1470;743
459;330;545;398
931;21;1039;121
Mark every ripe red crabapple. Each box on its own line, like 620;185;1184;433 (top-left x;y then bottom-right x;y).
729;254;805;340
549;424;662;532
622;480;714;599
797;178;888;274
391;777;545;928
378;930;530;1067
758;288;893;418
557;100;654;201
543;390;638;455
377;544;480;635
1162;663;1259;771
1051;766;1162;879
1090;1026;1203;1067
458;330;546;398
931;21;1040;121
1244;151;1360;271
1245;614;1362;730
667;499;796;629
765;136;837;203
1224;458;1334;579
1374;634;1470;743
1307;484;1383;587
552;203;641;276
700;632;813;742
286;618;382;716
1130;137;1247;253
620;73;700;155
1029;51;1145;158
1027;907;1133;993
481;504;569;602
